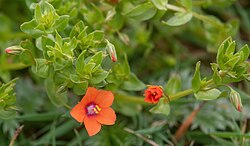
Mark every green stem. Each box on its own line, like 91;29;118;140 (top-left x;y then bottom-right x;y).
114;93;147;104
115;78;217;104
165;4;186;13
165;3;221;27
169;89;194;101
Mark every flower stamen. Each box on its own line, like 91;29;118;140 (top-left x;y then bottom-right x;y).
86;103;102;115
93;105;102;114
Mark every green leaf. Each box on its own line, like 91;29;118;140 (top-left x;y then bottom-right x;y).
194;89;221;100
89;70;109;85
73;81;88;95
45;75;68;107
238;44;250;62
163;12;192;26
125;2;157;21
150;98;170;115
88;30;104;42
225;41;236;57
192;61;201;92
75;50;86;75
49;15;69;32
165;74;181;95
20;19;45;38
55;31;62;48
151;0;168;10
19;50;34;65
89;51;103;66
83;63;96;74
216;37;232;69
69;20;85;38
224;54;240;68
121;73;146;91
32;59;50;78
34;3;42;22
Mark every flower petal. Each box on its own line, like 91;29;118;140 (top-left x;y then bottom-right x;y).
81;87;99;104
95;108;116;125
70;102;86;123
84;117;101;136
94;90;114;108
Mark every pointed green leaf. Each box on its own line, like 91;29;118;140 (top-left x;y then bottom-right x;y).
225;41;236;56
55;31;62;48
239;44;250;62
75;50;86;75
163;12;192;26
70;20;85;38
192;61;201;92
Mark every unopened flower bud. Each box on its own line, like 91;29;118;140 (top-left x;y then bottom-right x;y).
5;46;24;55
229;90;243;112
106;40;117;62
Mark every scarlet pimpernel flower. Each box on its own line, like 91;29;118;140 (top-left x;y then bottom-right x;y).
144;85;164;104
70;87;116;136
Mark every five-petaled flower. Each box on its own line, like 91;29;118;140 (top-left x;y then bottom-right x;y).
70;87;116;136
144;86;164;104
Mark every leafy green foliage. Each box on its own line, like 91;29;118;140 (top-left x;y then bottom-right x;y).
21;1;69;38
0;79;18;119
215;37;250;84
1;0;250;145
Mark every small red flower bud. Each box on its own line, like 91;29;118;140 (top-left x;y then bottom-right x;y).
230;90;243;112
106;40;117;62
5;46;24;55
144;85;163;104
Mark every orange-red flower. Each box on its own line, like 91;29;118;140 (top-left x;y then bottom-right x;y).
144;86;163;104
70;87;116;136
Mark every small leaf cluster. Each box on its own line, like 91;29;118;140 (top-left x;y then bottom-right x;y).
18;1;114;106
213;37;250;84
21;1;69;38
192;37;249;108
0;79;17;119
